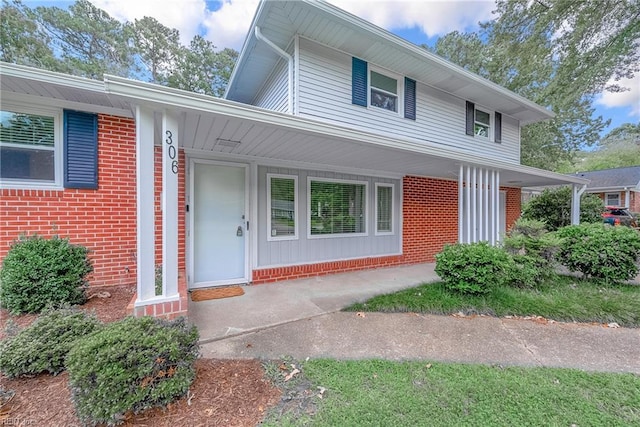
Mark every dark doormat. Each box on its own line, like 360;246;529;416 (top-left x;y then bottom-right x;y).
190;286;245;302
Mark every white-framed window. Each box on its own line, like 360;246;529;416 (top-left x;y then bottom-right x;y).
375;183;394;235
370;69;399;113
605;192;620;206
267;174;298;241
308;177;367;238
474;108;491;138
0;105;63;189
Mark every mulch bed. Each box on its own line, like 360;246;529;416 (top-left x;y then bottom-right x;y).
0;285;283;427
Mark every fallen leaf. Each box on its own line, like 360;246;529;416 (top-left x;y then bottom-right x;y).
607;322;620;328
204;408;214;417
317;386;326;399
425;364;432;369
246;343;253;348
284;368;300;382
279;363;288;371
357;312;366;318
187;391;195;406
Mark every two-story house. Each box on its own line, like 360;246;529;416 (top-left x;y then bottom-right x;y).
0;0;588;318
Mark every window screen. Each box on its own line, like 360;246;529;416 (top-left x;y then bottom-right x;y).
376;185;393;233
269;176;296;238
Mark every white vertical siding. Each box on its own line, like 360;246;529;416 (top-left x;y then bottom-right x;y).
253;57;289;113
297;37;521;163
257;166;401;267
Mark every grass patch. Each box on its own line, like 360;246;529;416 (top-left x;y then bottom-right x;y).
264;359;640;426
346;276;640;327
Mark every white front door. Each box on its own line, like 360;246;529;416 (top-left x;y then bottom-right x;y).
191;161;248;288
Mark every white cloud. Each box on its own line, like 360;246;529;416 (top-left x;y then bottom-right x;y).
597;74;640;118
201;0;260;51
88;0;494;49
89;0;208;44
328;0;494;37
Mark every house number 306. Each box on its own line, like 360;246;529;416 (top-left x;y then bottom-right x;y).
165;130;178;174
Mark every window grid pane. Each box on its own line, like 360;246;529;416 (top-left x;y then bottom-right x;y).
377;186;392;232
0;111;55;147
310;181;366;235
475;109;490;137
270;177;296;237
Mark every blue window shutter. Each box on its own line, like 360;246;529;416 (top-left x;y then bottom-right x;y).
494;112;502;143
404;77;416;120
465;101;475;136
352;57;368;106
64;110;98;189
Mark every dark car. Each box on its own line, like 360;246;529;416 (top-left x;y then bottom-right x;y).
603;206;638;228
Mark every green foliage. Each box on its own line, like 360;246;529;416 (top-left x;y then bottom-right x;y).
503;218;559;287
0;0;239;94
66;316;199;426
521;187;604;231
435;242;513;295
347;275;640;327
0;308;101;377
0;235;92;314
275;360;640;427
555;223;640;283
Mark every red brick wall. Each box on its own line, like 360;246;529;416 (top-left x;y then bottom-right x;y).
0;114;187;287
503;187;521;233
401;176;459;263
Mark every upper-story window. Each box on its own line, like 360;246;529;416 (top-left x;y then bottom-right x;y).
0;107;60;187
370;71;397;112
474;109;491;138
466;101;502;143
352;57;416;120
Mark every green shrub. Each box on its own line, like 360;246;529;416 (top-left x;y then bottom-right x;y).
0;235;93;314
522;187;604;231
555;223;640;283
503;218;560;287
435;242;513;294
66;316;200;426
0;308;101;377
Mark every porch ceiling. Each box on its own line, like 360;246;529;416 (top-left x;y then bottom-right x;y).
169;108;582;188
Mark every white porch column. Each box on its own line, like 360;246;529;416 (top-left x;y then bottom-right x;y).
135;106;156;302
162;111;179;298
571;184;586;225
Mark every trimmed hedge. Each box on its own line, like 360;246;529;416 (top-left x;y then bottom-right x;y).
0;235;92;314
0;308;101;377
435;242;513;294
555;223;640;283
66;316;199;426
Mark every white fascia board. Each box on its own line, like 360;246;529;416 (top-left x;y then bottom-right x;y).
223;0;267;99
586;186;640;192
0;62;105;93
103;75;582;186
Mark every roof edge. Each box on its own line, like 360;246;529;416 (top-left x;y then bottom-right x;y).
0;62;106;92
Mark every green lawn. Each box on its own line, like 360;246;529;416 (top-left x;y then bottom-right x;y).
346;275;640;327
265;360;640;426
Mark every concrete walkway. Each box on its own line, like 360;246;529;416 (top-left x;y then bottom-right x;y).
193;263;640;374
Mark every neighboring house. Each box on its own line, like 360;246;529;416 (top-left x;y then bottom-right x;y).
0;0;588;318
574;166;640;212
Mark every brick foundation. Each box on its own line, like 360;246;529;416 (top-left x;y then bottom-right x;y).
127;271;189;319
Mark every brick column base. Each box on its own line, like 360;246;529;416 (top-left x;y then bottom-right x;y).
127;271;189;319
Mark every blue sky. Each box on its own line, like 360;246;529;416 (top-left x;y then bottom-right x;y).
26;0;640;137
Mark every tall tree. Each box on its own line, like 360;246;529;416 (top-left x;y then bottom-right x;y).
166;36;237;97
0;0;59;70
132;16;180;84
34;0;133;78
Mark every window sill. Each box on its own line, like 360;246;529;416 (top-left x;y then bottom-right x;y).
307;232;369;240
0;181;63;191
